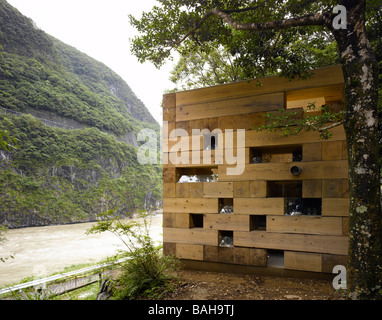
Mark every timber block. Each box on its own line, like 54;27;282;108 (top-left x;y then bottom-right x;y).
176;244;204;260
284;251;322;272
234;198;285;215
163;242;176;256
302;180;322;198
204;182;233;198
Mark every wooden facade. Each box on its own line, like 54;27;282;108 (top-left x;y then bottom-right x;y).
162;65;349;274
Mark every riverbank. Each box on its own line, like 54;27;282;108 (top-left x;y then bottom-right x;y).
0;212;163;287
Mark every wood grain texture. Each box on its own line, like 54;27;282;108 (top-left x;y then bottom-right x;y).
176;92;284;121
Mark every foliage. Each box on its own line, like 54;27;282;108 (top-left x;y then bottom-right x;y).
169;45;246;90
87;211;179;300
0;0;158;138
0;0;163;227
129;0;379;90
255;103;344;140
0;128;16;151
129;0;340;77
0;114;162;227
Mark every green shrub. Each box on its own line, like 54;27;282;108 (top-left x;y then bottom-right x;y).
87;210;179;300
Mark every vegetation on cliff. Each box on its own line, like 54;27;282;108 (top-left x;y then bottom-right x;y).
0;0;162;227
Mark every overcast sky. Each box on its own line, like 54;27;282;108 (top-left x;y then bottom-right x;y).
7;0;175;124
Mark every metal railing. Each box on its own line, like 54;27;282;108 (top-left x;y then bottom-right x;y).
0;257;129;297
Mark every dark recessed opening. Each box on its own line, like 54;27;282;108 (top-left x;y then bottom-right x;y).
211;136;216;150
250;149;262;163
285;197;322;216
190;214;204;228
267;250;284;268
250;146;302;164
219;198;233;214
250;215;266;231
267;181;302;198
177;167;218;183
203;133;218;151
219;230;233;247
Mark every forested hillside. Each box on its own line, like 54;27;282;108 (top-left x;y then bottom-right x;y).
0;0;162;227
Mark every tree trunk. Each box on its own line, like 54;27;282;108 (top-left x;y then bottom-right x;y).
332;0;382;299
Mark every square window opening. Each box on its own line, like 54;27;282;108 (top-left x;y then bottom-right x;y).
285;198;322;216
267;181;302;198
219;230;233;247
250;215;266;231
219;198;233;214
267;250;284;268
177;167;218;183
203;133;218;150
190;214;204;228
250;146;302;164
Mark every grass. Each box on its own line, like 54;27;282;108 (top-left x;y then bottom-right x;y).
0;256;124;300
59;282;100;300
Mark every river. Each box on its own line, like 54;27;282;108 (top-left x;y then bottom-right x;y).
0;212;163;287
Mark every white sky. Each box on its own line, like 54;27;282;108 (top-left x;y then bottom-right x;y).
6;0;175;124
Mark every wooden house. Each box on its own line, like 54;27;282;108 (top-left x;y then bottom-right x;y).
162;65;348;275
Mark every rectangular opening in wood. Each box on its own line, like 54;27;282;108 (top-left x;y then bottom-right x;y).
250;145;302;164
190;214;204;228
219;230;233;247
177;167;218;183
267;181;302;198
250;215;266;231
203;133;218;150
285;198;322;216
267;250;284;268
219;198;233;214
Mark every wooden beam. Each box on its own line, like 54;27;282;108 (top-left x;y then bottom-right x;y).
163;212;176;228
175;244;204;260
204;182;233;198
234;198;285;215
302;180;322;198
163;198;219;213
163;228;218;246
218;160;348;181
322;254;348;273
284;251;322;272
322;198;350;216
285;84;344;102
303;143;322;161
249;181;268;198
176;92;284;121
204;214;250;231
234;231;348;255
163;183;176;198
175;65;344;107
245;125;345;148
163;125;346;152
267;216;343;236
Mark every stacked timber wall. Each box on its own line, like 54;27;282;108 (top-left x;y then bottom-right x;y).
162;65;349;274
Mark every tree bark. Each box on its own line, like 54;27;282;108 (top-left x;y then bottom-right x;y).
331;0;382;299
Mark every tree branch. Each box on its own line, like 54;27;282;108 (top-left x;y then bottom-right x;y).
318;121;343;132
210;8;332;31
175;7;333;46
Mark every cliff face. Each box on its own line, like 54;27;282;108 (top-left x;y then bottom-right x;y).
0;0;162;228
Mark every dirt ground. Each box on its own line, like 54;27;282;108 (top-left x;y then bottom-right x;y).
161;269;345;300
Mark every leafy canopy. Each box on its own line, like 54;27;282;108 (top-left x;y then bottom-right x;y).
129;0;340;80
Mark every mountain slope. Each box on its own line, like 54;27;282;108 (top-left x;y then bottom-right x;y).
0;0;158;136
0;0;162;228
